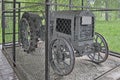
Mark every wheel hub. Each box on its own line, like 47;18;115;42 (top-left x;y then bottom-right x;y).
56;50;65;62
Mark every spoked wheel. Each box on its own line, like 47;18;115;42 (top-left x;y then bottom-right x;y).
49;38;75;76
88;32;109;63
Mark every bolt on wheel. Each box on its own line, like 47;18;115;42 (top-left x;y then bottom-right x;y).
88;32;109;63
49;38;75;76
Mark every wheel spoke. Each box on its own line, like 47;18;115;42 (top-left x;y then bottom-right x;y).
98;52;100;61
98;52;104;60
100;40;103;45
50;38;75;75
63;61;70;73
56;63;64;74
89;53;95;60
99;53;104;60
63;61;70;67
95;35;98;43
88;32;109;63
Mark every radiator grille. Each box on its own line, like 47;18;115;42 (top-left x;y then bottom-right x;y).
56;18;71;35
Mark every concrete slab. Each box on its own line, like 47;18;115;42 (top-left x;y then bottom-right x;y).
0;45;19;80
97;65;120;80
2;43;120;80
50;55;120;80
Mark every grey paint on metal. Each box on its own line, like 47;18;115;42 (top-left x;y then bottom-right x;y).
49;10;109;75
50;10;94;55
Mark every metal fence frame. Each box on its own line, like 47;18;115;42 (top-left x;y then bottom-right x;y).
1;0;120;80
1;0;51;80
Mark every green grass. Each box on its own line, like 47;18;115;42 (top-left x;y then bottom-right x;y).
95;20;120;53
0;17;19;43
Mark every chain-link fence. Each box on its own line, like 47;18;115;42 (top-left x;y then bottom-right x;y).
1;0;120;80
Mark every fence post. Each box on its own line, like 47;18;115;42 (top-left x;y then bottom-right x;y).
69;0;72;10
82;0;84;10
13;0;16;67
45;0;50;80
18;2;21;43
1;0;5;49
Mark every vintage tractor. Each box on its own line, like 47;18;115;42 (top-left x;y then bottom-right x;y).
19;10;109;76
49;10;109;76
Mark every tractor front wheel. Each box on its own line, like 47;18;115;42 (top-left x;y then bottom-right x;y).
49;37;75;76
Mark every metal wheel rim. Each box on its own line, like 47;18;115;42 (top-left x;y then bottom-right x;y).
49;38;75;76
88;32;109;63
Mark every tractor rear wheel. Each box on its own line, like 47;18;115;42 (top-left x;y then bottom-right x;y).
88;32;109;63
